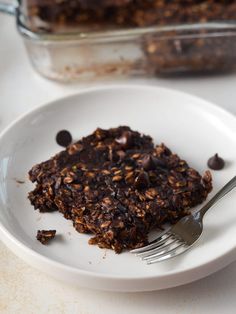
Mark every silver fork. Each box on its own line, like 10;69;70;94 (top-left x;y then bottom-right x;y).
131;175;236;264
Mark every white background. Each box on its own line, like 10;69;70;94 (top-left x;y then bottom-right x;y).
0;11;236;314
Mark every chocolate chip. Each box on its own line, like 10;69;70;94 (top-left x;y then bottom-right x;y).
142;155;156;170
207;153;225;170
115;131;133;149
142;155;166;171
134;171;150;190
56;130;72;147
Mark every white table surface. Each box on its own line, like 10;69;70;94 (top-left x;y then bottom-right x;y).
1;12;236;314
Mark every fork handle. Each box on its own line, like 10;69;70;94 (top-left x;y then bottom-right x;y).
199;175;236;218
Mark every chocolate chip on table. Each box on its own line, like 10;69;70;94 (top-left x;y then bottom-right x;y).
56;130;72;147
29;126;213;253
207;153;225;170
36;230;56;245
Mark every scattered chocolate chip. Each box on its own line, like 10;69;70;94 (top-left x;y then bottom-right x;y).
115;131;133;149
36;230;56;245
207;153;225;170
56;130;72;147
134;171;150;190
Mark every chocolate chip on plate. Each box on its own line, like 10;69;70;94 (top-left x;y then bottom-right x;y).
207;153;225;170
56;130;72;147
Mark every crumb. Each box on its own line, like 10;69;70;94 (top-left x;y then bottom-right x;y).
36;230;56;245
102;250;107;260
14;178;25;184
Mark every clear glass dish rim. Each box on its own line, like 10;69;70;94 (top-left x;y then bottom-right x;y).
15;7;236;43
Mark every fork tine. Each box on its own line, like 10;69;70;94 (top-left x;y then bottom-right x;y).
134;234;173;256
140;238;180;259
146;243;187;264
144;242;185;261
130;229;171;254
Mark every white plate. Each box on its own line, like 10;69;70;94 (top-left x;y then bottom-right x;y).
0;85;236;292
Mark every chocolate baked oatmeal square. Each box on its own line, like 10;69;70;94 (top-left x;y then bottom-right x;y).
29;126;212;253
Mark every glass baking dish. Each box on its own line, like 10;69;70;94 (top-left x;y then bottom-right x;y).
1;1;236;82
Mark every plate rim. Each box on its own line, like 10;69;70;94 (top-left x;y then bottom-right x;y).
0;84;236;290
